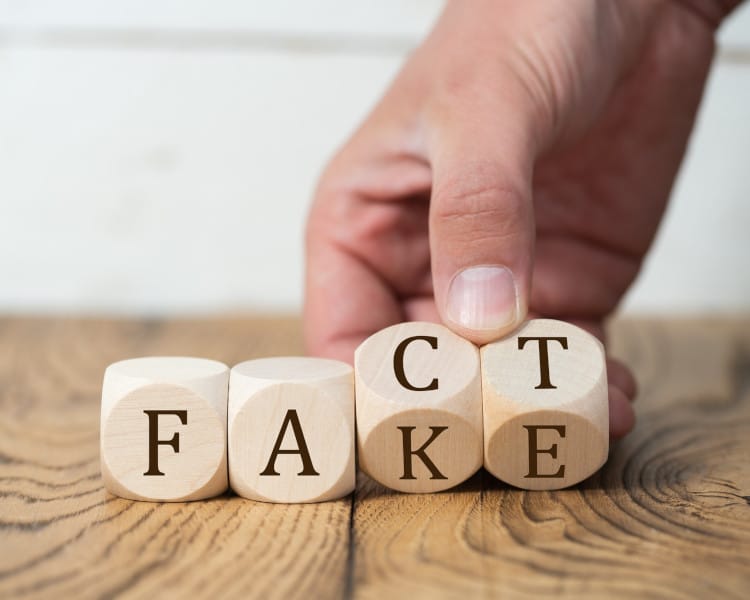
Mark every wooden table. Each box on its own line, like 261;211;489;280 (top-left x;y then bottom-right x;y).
1;317;749;599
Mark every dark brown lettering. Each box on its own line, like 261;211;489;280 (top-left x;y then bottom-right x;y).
398;426;448;480
393;336;439;391
523;425;566;478
518;336;568;389
143;409;188;476
260;409;319;476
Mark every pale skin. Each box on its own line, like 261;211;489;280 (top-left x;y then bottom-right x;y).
304;0;741;438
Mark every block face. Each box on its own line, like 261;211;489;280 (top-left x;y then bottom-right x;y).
481;319;609;490
100;357;229;502
355;322;483;493
228;357;355;503
359;409;481;493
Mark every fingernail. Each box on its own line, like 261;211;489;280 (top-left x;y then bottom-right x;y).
446;266;519;331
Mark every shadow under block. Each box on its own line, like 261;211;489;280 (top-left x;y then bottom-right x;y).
481;318;609;490
228;357;355;503
355;322;483;493
100;357;229;501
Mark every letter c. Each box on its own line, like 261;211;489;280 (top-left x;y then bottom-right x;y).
393;335;439;391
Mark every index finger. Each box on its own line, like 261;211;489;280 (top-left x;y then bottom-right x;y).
304;230;403;363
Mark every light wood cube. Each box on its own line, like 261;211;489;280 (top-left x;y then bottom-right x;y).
228;357;355;503
355;322;483;493
101;357;229;501
481;319;609;490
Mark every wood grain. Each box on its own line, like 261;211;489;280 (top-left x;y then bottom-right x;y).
0;317;349;599
351;317;750;599
1;316;749;599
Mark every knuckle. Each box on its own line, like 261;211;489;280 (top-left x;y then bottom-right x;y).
431;174;530;237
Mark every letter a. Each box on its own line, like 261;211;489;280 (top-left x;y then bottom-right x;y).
260;409;320;476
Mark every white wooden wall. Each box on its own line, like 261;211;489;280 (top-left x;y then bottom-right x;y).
0;1;748;315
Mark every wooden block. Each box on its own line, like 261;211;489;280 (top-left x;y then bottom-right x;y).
481;318;609;490
100;356;229;501
355;322;483;493
228;357;355;503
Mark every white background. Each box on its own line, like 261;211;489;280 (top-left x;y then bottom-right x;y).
0;1;748;315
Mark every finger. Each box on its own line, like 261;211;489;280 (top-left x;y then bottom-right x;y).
304;118;435;362
427;81;539;345
403;295;440;324
304;231;402;364
531;236;641;320
607;357;638;401
609;383;636;439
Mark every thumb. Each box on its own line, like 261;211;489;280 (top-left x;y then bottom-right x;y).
428;96;538;345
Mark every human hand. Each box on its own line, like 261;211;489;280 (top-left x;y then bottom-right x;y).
304;0;735;438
